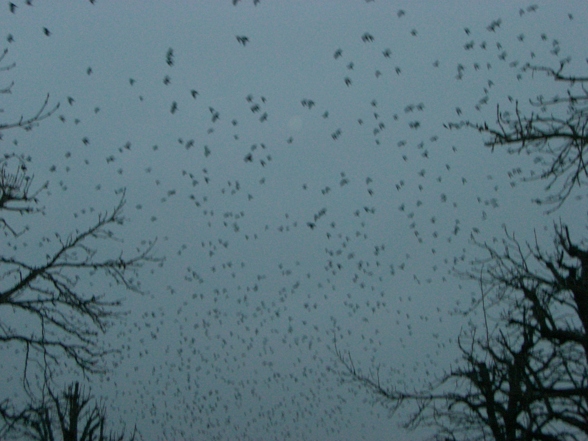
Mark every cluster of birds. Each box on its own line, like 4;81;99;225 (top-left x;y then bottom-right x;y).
1;1;582;440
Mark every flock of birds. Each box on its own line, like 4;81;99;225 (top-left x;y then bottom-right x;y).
1;1;582;440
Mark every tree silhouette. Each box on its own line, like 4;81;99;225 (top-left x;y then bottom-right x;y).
336;222;588;441
0;185;158;375
0;48;59;133
2;381;139;441
446;61;588;212
335;61;588;440
0;48;158;437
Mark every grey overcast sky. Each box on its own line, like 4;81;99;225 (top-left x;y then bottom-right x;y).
1;1;586;440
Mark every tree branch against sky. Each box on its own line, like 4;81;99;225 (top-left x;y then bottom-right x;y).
336;222;588;441
335;21;588;441
446;60;588;212
2;380;140;441
1;2;587;440
0;47;159;439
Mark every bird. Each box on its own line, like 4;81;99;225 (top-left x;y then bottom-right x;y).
361;32;374;42
43;27;51;36
191;90;198;99
333;49;342;59
236;36;249;46
9;3;17;13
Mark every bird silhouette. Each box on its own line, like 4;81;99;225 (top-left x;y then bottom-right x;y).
361;32;374;42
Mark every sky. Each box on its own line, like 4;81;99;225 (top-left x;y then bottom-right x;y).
1;1;586;440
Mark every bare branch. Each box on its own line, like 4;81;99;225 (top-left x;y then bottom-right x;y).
445;65;588;211
0;192;162;375
336;224;588;441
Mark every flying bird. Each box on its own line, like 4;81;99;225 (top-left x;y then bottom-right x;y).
361;32;374;42
236;36;249;46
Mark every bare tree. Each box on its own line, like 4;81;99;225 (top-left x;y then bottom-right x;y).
0;47;159;436
336;222;588;441
336;51;588;439
0;48;59;133
446;60;588;211
0;185;159;376
3;380;139;441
